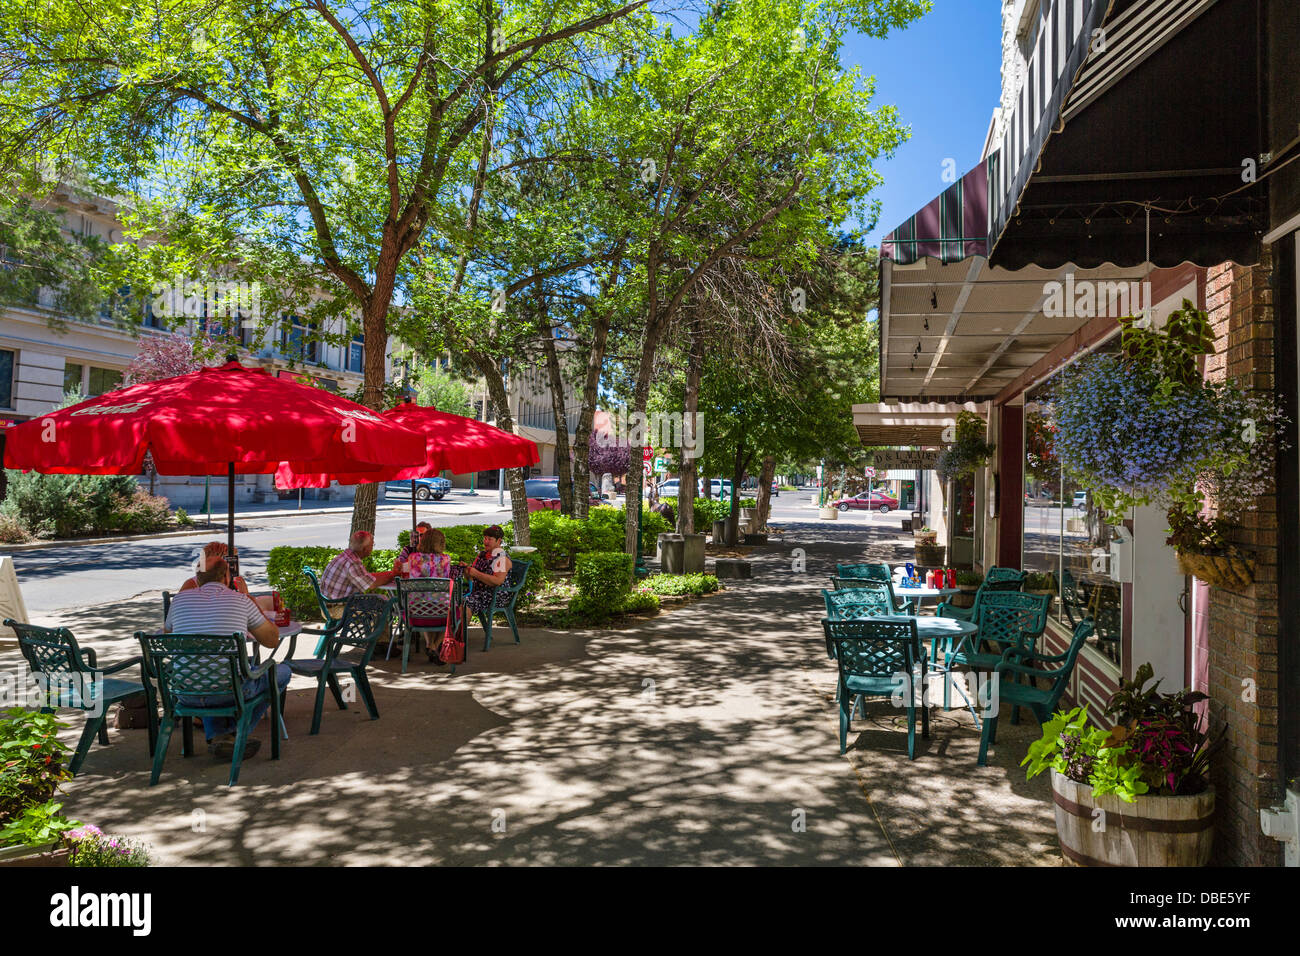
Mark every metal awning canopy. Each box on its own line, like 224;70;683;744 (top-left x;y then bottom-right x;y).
852;402;989;447
876;0;1264;402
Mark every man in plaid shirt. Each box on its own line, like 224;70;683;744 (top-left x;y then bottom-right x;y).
321;530;397;600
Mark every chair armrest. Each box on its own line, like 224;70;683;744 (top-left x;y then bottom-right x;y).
81;647;98;669
1003;644;1071;665
246;657;277;682
98;656;142;676
996;651;1070;680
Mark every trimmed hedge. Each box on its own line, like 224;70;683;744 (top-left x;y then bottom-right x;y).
266;546;399;620
395;524;490;561
573;551;632;614
638;573;720;596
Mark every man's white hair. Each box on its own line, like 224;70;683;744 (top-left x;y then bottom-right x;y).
349;530;374;551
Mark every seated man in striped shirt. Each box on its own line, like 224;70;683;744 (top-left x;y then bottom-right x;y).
320;530;397;601
164;557;292;759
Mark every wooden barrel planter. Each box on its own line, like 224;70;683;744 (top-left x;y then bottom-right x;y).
1051;770;1214;866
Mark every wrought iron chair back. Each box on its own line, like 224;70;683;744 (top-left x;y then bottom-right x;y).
12;621;87;676
141;634;251;713
823;617;921;681
976;591;1050;656
835;563;892;582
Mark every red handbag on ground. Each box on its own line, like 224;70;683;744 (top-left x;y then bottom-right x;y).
438;617;465;665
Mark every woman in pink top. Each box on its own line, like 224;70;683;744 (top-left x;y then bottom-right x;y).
405;528;453;578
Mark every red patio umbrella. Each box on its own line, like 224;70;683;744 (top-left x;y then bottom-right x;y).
1;361;428;560
274;400;540;535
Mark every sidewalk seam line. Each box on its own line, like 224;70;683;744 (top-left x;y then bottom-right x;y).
849;757;905;866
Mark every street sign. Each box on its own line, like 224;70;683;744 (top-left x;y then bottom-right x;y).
653;457;667;472
643;445;653;462
642;461;653;477
864;466;876;479
873;450;941;469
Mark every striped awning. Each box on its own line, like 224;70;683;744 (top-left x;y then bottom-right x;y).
880;161;989;266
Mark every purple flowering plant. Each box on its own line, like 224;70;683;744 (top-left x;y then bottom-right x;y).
1048;304;1286;548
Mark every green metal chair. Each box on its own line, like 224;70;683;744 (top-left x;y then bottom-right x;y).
8;620;157;775
977;618;1095;766
135;632;280;786
936;566;1026;622
835;563;892;582
473;560;531;652
288;593;392;735
302;566;344;656
821;587;897;717
1060;568;1087;629
822;617;928;758
830;574;910;612
389;577;463;674
937;591;1050;711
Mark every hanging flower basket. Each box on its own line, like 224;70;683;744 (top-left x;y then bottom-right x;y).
1176;549;1254;591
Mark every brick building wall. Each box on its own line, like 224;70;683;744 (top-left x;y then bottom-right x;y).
1204;255;1284;866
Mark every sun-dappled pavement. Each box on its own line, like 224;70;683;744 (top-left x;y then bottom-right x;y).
0;517;1062;865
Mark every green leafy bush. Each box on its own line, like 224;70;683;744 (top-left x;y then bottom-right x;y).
0;800;80;848
502;510;584;569
573;552;633;614
618;591;660;614
1;471;173;538
1022;706;1149;803
956;570;983;586
0;514;29;543
638;573;720;596
174;508;194;527
0;708;72;827
266;546;343;619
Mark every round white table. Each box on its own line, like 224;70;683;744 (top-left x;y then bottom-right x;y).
892;584;961;609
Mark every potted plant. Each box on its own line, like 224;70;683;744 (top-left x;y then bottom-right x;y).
955;569;983;594
937;411;994;482
1023;570;1056;612
914;526;938;546
1023;663;1221;866
0;708;77;866
1050;303;1286;593
914;527;944;565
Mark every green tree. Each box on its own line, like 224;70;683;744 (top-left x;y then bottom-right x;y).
1;0;650;538
415;365;475;418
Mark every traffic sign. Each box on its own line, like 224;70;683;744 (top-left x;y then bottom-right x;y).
643;446;653;462
642;461;653;477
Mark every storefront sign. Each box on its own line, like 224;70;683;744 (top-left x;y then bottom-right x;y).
873;450;940;469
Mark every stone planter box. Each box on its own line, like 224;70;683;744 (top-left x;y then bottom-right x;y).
818;507;839;520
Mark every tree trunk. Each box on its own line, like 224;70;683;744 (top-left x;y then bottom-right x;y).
568;311;608;521
476;357;531;546
725;431;751;545
676;311;704;535
540;319;575;516
756;454;776;529
350;296;390;538
624;315;669;557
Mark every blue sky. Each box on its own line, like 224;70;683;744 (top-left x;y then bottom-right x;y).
842;1;1003;248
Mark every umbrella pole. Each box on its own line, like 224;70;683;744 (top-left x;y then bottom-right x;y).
411;483;417;538
227;462;236;577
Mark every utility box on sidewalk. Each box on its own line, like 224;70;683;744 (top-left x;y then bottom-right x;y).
657;533;685;573
681;533;706;573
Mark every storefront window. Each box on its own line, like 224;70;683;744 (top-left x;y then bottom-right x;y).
1023;348;1123;668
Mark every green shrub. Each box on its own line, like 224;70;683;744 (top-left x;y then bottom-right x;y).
174;507;194;527
639;573;720;596
0;471;153;538
574;551;633;610
503;509;584;569
506;551;550;610
0;800;80;848
0;709;72;832
618;591;660;614
0;514;29;543
266;546;343;619
956;570;984;586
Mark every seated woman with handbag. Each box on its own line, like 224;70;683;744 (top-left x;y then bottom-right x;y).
399;529;456;663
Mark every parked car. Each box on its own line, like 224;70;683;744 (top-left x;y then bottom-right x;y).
1073;490;1088;510
831;491;900;514
386;476;451;501
657;478;681;497
524;477;606;513
646;477;732;498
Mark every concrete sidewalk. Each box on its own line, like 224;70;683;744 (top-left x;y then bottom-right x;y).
0;520;1062;866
